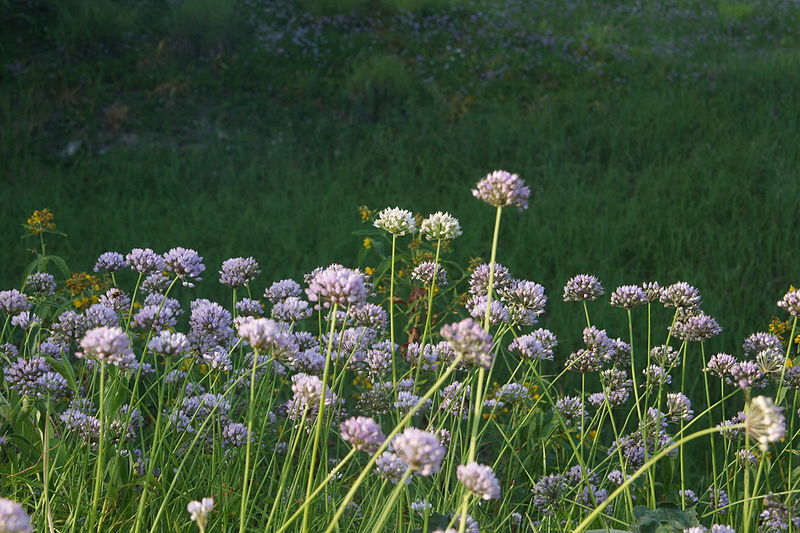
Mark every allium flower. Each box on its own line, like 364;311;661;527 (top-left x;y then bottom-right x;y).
644;365;672;386
778;288;800;317
0;290;30;315
555;396;585;427
411;262;448;287
745;396;785;451
404;342;438;370
469;263;513;297
468;295;509;326
457;462;501;500
350;303;387;331
420;211;462;240
679;489;699;505
394;391;432;416
51;310;90;344
236;317;298;357
440;318;494;369
264;279;301;303
608;470;626;486
373;207;416;236
79;326;131;365
440;381;471;418
566;348;605;373
236;298;263;317
131;305;177;333
641;281;663;302
11;311;40;331
375;452;410;484
94;252;126;272
759;493;799;531
188;299;232;352
392;428;445;476
532;474;567;515
0;497;33;533
735;448;758;468
305;264;368;309
709;526;736;533
509;329;557;361
670;313;722;342
187;497;214;530
340;416;385;453
503;280;547;325
24;272;56;298
563;274;604;302
85;303;119;328
472;170;530;210
164;247;205;287
222;423;250;447
743;332;783;358
5;356;55;397
410;499;432;514
651;345;679;367
99;288;131;313
707;487;730;514
126;248;165;274
496;383;530;403
730;361;765;389
705;353;737;378
610;285;648;309
666;393;694;421
660;282;701;309
290;373;336;413
271;296;312;322
141;272;170;294
719;412;746;439
218;257;260;288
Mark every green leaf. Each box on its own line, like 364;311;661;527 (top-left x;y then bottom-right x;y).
48;255;71;277
19;257;40;285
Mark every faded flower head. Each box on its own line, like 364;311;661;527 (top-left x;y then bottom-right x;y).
411;262;448;287
340;416;385;453
0;497;33;533
472;170;530;210
745;396;785;451
187;497;214;530
374;207;416;236
79;326;131;365
671;313;722;342
219;257;260;288
563;274;604;302
164;247;206;287
305;264;368;308
392;428;445;476
420;211;462;241
440;318;494;369
457;462;501;500
236;317;298;357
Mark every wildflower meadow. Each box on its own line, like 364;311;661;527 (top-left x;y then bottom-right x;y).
0;170;798;533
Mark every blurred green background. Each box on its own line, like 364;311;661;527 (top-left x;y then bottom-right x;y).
1;0;799;350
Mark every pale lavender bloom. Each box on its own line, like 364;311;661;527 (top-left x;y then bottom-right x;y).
420;212;462;240
374;207;416;236
38;340;68;360
468;295;509;326
608;470;625;486
503;280;547;317
51;310;90;344
271;296;312;322
60;405;101;447
24;272;56;298
132;305;177;333
222;422;250;447
5;356;53;397
667;393;694;421
555;396;585;427
457;462;501;500
730;361;765;389
411;262;448;286
305;265;368;308
392;428;445;476
563;274;604;302
293;331;318;351
566;348;605;373
472;170;530;210
291;373;335;412
237;317;298;357
607;338;632;366
451;515;480;533
1;343;18;358
148;331;189;358
509;329;557;361
141;271;170;294
0;497;33;533
778;288;800;317
706;353;737;378
736;448;758;468
236;298;263;317
187;497;214;529
350;303;387;331
340;416;385;453
201;346;233;371
709;527;736;533
671;313;722;342
126;248;165;274
290;349;325;375
756;348;784;376
532;474;567;515
759;492;797;531
165;369;187;384
375;452;410;484
743;332;783;358
362;342;393;376
746;396;785;451
719;412;746;439
469;263;513;297
405;342;438;370
651;345;679;367
94;252;126;272
641;281;663;302
440;318;493;369
679;489;699;505
410;499;432;514
496;383;530;403
79;326;131;365
707;488;730;514
264;279;301;303
99;288;130;313
189;299;232;352
219;257;260;288
164;247;205;287
11;311;40;331
583;326;614;356
611;285;648;309
394;391;432;415
85;303;119;327
660;282;702;309
644;365;672;386
0;290;30;315
440;381;471;418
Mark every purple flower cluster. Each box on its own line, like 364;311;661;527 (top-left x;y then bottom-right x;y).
563;274;604;302
472;170;530;210
305;264;369;309
94;251;126;272
163;247;206;287
340;416;385;453
440;318;493;369
457;462;501;500
219;256;261;288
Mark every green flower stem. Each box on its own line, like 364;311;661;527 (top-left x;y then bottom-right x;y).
239;345;263;533
43;404;54;533
87;361;106;533
776;316;798;404
302;302;339;532
390;234;398;392
324;356;464;533
372;468;413;532
574;424;744;533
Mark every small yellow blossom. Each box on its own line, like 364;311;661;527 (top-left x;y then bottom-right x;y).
362;238;373;249
25;208;56;234
358;205;373;222
364;267;375;276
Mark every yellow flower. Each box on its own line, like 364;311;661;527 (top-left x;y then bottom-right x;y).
358;205;373;222
25;208;56;234
362;238;373;249
364;267;375;276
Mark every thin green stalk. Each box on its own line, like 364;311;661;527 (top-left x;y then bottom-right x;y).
390;234;398;390
87;362;106;533
372;468;413;532
43;404;54;533
239;347;262;533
